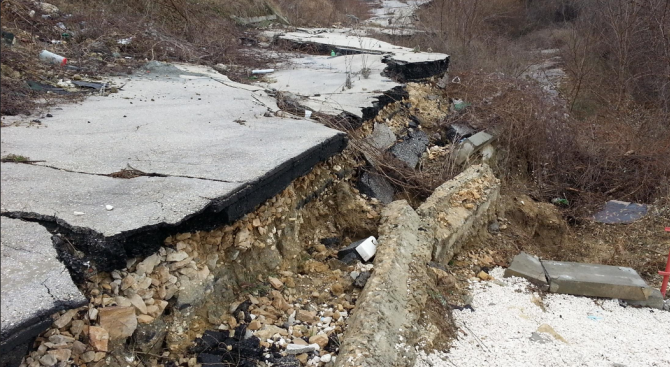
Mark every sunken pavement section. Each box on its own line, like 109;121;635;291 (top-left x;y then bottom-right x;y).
1;39;450;366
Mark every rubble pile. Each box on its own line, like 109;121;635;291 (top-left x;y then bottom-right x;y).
18;154;383;367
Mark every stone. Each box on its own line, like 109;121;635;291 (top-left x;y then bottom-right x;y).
504;252;548;288
82;351;96;363
70;319;85;336
285;344;316;354
248;320;262;330
358;171;394;205
48;334;74;344
120;275;136;291
309;334;328;348
88;307;98;321
88;326;109;352
330;283;344;296
296;353;308;364
135;254;161;275
367;122;396;150
132;318;168;354
255;325;288;340
167;251;188;262
38;354;57;366
137;314;154;324
296;310;318;324
271;290;290;311
53;309;78;329
353;271;371;288
72;340;87;355
542;260;652;301
115;296;133;307
98;306;137;339
389;129;429;168
268;276;284;290
47;348;71;362
321;354;332;363
128;293;148;314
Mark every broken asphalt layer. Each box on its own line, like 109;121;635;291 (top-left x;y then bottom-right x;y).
0;62;346;356
276;29;449;82
1;217;87;367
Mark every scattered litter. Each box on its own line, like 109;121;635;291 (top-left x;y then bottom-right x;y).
355;236;377;261
452;99;471;111
592;200;648;224
105;205;114;211
73;211;85;216
117;37;133;45
252;69;275;74
305;110;312;119
26;80;69;95
451;76;461;84
551;198;569;206
38;50;67;66
587;315;603;321
2;30;16;45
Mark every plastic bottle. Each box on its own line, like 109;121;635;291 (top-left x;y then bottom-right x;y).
39;50;67;66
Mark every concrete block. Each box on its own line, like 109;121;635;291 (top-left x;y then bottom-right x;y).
625;288;664;310
467;131;494;148
504;252;548;288
542;260;651;301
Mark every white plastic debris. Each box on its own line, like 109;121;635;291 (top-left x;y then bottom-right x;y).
105;205;114;211
39;50;67;66
73;211;85;216
251;69;275;74
117;37;133;45
355;236;377;261
305;110;313;119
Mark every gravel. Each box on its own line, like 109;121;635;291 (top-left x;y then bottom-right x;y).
415;267;670;367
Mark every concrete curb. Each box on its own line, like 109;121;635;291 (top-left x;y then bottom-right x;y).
336;164;501;367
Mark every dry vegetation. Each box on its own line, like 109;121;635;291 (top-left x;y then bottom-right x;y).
385;0;670;211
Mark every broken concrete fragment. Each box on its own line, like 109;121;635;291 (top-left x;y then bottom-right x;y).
625;288;664;310
358;171;395;204
444;123;475;143
542;260;652;301
285;344;316;354
367;122;396;150
455;131;494;164
98;306;137;339
389;129;429;168
1;218;87;367
504;252;548;288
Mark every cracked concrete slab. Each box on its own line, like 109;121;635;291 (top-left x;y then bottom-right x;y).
1;217;87;364
542;260;653;301
1;62;346;267
1;64;339;181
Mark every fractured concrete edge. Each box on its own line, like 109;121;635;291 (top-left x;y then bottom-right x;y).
337;164;502;367
504;252;549;289
417;164;501;265
2;133;347;274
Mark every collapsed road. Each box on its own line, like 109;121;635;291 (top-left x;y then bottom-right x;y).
0;10;451;365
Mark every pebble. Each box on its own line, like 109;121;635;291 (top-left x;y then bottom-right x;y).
105;205;114;211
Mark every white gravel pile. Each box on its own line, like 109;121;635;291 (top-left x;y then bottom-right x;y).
415;267;670;367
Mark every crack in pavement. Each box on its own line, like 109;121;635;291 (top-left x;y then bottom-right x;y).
0;161;247;184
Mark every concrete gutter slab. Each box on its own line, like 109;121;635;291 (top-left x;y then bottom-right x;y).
504;252;548;288
1;217;87;364
542;260;653;301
